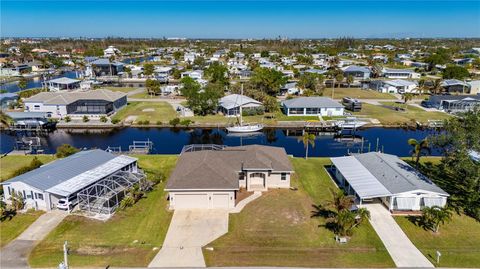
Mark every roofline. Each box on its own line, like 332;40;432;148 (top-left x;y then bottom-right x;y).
165;188;240;191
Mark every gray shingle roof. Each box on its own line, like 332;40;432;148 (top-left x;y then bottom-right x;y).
2;150;117;192
166;145;293;190
282;97;344;108
353;152;448;195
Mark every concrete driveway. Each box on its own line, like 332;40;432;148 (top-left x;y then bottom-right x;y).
148;209;229;267
362;203;434;268
0;210;67;268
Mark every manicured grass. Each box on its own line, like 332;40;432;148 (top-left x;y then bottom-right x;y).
103;86;139;93
112;101;177;124
0;210;44;247
395;214;480;267
129;90;151;99
0;155;56;182
354;103;450;125
323;88;396;100
204;158;394;268
28;155;177;268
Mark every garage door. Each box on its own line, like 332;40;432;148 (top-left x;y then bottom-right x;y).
174;194;208;209
212;194;229;208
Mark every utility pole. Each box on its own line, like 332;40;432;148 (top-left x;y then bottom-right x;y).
62;241;69;269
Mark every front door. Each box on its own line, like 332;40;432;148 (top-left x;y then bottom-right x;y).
248;173;265;190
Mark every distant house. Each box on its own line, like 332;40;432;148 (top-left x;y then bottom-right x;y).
218;94;263;117
331;152;449;212
427;94;480;112
382;68;420;79
281;82;301;95
0;93;18;109
370;79;418;94
467;80;480;95
165;145;293;210
88;58;124;77
282;97;344;117
181;70;203;80
103;46;121;57
342;65;371;80
441;79;470;93
304;68;328;76
43;77;81;91
24;89;127;118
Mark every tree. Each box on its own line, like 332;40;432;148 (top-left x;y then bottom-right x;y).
18;78;28;91
143;63;155;78
298;133;315;159
12;156;44;177
123;65;132;78
334;73;344;88
298;73;324;92
9;191;25;211
403;93;414;110
193;56;206;68
408;138;430;168
346;75;354;88
204;62;229;85
0;111;12;127
429;79;444;95
181;78;223;115
262;95;279;113
251;67;287;96
326;188;355;212
421;206;452;233
146;79;161;96
56;144;79;158
443;65;470;80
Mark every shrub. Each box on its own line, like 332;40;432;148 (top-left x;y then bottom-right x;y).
82;115;89;122
64;116;71;122
150;171;166;185
111;118;120;124
100;116;108;123
169;117;181;127
180;119;192;127
56;144;80;158
156;121;163;125
11;157;44;177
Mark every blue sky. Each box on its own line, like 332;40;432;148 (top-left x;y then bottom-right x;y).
2;1;479;38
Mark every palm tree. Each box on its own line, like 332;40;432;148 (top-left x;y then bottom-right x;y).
430;79;443;95
403;93;414;110
298;132;315;159
422;206;452;233
0;111;12;127
326;188;355;212
346;75;354;88
407;138;430;168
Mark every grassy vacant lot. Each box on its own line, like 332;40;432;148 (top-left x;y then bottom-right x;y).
204;158;394;268
395;214;480;267
29;155;177;268
0;155;56;182
103;86;139;93
0;210;44;247
112;101;177;124
324;88;396;100
354;103;450;125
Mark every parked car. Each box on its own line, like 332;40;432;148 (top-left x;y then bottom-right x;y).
57;197;78;210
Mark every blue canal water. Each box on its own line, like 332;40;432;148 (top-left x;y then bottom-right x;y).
1;71;80;93
0;127;442;157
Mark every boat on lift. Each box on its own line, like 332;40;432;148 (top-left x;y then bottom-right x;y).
335;117;369;129
226;84;264;133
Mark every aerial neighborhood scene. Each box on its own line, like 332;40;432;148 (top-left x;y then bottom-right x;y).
1;0;480;268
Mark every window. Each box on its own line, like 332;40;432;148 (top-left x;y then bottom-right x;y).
37;193;44;200
34;105;40;110
7;187;11;195
250;173;265;178
281;173;287;181
238;172;245;180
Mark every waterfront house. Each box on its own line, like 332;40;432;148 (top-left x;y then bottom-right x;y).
24;89;127;118
331;152;449;212
382;68;420;79
88;58;124;77
165;145;293;210
218;94;263;117
44;77;81;91
426;94;480;112
342;65;371;80
282;97;344;117
103;46;121;57
441;79;470;93
370;79;418;94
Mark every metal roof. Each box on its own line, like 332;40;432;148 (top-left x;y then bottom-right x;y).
282;97;344;108
46;77;80;85
343;65;371;73
331;156;392;199
5;111;47;119
384;79;417;87
3;150;136;197
219;94;262;110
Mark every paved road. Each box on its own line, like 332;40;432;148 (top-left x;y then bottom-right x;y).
362;204;434;268
0;210;67;268
148;210;229;268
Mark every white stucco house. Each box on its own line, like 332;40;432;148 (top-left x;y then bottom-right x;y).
331;152;449;212
371;79;418;94
165;145;293;210
282;97;344;117
218;94;263;117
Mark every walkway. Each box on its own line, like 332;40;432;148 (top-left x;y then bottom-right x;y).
362;204;434;268
148;210;229;267
0;210;67;268
230;191;262;213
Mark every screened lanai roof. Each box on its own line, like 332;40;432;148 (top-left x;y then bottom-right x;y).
46;155;137;197
331;156;391;199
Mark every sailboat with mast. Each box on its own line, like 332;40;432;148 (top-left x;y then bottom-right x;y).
226;84;264;133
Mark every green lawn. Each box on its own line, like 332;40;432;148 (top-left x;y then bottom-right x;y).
395;214;480;267
204;158;394;267
103;86;140;93
28;155;177;268
0;210;44;247
0;155;56;182
323;88;396;100
112;101;177;124
354;103;451;125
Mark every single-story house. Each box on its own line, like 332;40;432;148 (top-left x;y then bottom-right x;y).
0;92;19;109
370;79;418;94
441;79;470;93
382;68;420;79
282;97;344;117
218;94;263;117
342;65;371;80
426;94;480;112
181;70;203;80
24;89;127;118
43;77;81;91
331;152;449;212
165;145;293;210
2;150;139;211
